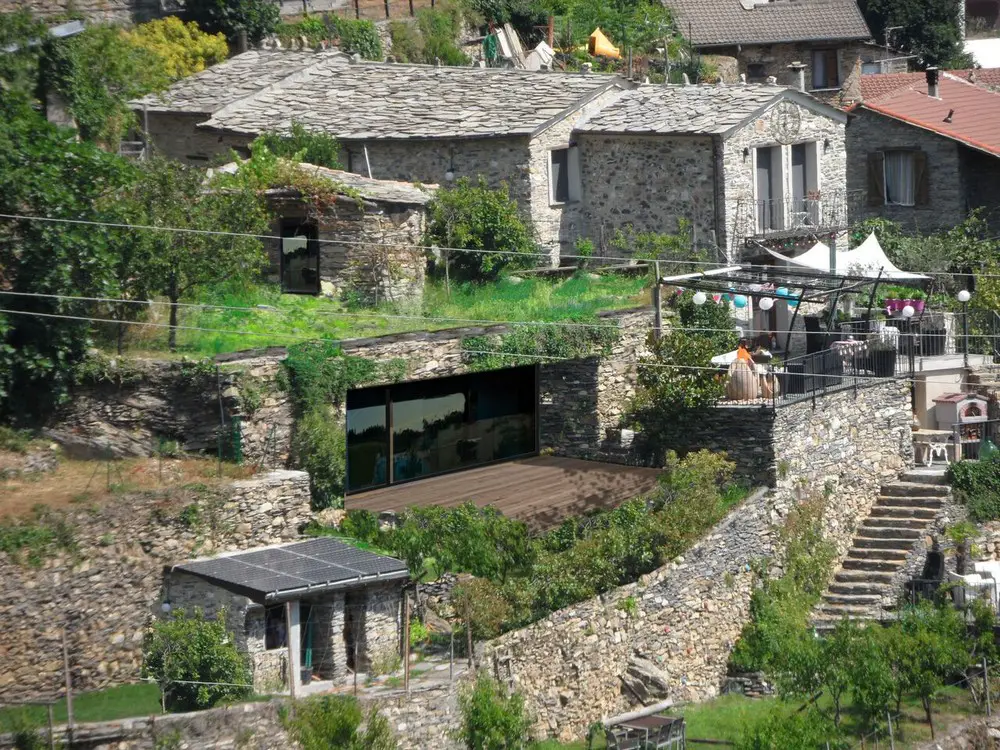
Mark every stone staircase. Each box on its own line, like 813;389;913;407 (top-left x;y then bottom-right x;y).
811;466;949;631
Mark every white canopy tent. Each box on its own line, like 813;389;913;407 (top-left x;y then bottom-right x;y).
766;232;929;281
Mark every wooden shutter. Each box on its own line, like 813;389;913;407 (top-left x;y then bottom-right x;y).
913;150;930;206
867;151;885;206
825;49;839;88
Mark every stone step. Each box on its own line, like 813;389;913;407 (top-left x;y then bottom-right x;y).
811;614;875;631
841;557;906;572
845;547;909;561
857;525;922;539
877;495;943;509
819;603;883;617
869;506;938;520
862;517;930;531
852;535;917;550
829;582;890;597
900;469;950;485
823;592;884;605
881;482;950;498
835;569;895;585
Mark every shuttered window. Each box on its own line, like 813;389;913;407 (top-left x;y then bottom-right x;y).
549;146;581;204
811;49;840;89
866;150;929;207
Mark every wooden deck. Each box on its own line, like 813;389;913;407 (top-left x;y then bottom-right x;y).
346;456;662;531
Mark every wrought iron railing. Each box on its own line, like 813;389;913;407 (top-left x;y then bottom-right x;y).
732;189;866;243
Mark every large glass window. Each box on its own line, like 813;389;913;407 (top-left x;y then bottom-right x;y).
345;366;537;492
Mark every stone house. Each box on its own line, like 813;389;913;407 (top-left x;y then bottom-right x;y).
134;53;630;262
573;83;850;262
214;161;434;304
163;537;408;694
664;0;905;97
847;70;1000;233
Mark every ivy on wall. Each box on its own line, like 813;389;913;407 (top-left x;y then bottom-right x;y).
461;323;621;371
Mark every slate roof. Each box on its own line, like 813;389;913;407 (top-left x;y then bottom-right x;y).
198;59;624;139
172;537;409;603
132;49;345;114
575;84;827;135
859;76;1000;157
214;161;437;204
665;0;871;47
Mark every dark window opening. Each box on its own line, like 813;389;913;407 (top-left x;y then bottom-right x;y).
550;148;570;203
812;49;840;89
280;219;320;294
747;63;766;79
345;366;538;492
264;605;287;651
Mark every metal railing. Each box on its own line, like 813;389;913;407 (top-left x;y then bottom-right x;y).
733;189;866;242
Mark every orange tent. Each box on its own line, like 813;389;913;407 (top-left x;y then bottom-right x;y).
588;28;621;59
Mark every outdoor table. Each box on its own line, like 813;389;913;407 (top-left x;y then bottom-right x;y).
913;429;955;466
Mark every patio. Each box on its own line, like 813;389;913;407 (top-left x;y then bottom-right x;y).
347;456;663;531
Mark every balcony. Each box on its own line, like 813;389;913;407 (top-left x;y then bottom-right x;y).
733;189;866;243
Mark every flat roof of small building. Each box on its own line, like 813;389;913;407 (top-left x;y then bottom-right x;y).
172;537;408;603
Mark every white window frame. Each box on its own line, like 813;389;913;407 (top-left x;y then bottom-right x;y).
548;145;581;206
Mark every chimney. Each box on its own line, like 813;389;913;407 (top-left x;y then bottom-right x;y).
788;61;806;92
926;66;940;98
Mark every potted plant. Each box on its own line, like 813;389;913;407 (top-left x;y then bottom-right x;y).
912;290;926;313
867;337;898;377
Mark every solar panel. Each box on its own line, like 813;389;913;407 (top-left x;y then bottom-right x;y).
175;537;408;600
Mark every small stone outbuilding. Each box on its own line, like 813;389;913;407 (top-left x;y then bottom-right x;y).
216;163;435;306
162;537;408;694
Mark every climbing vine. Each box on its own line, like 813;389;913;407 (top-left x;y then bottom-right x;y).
461;323;621;371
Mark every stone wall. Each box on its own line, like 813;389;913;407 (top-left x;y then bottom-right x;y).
46;352;294;469
960;144;1000;232
575;133;719;256
266;194;427;306
847;107;963;233
482;380;912;741
0;0;163;22
0;470;311;702
144;112;253;166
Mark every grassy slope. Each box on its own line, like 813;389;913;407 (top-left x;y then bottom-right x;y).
111;275;650;356
0;684;162;728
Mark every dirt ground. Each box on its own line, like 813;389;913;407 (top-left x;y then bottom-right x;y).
0;452;256;518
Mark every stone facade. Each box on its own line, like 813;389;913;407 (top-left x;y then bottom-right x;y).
144;112;253;165
482;380;912;741
0;470;311;702
266;193;427;306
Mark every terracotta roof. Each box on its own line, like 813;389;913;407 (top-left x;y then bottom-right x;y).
856;68;1000;104
664;0;871;47
858;75;1000;156
132;50;345;114
198;58;626;140
576;84;794;135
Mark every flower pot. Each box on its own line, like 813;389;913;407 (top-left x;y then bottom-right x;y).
887;299;903;313
912;299;925;313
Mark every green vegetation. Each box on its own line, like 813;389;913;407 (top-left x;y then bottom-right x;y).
252;122;342;170
457;674;533;750
0;506;77;567
126;17;229;81
283;694;396;750
142;608;252;711
427;178;537;282
0;684;161;728
275;14;383;59
186;0;281;44
0;10;47;97
0;426;33;453
858;0;971;67
949;454;1000;521
327;451;746;633
389;4;469;65
462;322;621;371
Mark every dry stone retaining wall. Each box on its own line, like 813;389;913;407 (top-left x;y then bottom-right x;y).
0;469;311;702
484;380;913;742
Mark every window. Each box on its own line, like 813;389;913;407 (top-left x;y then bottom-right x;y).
754;145;783;232
346;150;364;175
861;59;882;75
790;142;821;226
866;150;929;207
549;146;581;204
811;49;840;89
264;605;287;650
279;219;320;294
345;366;538;492
747;63;767;80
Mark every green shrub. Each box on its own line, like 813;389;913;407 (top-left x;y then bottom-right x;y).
949;455;1000;521
0;425;32;453
452;578;514;639
252;122;342;169
409;618;431;647
293;408;347;510
142;608;252;712
426;177;536;281
279;342;382;414
340;509;381;544
186;0;281;44
456;674;532;750
736;707;843;750
329;17;382;60
0;507;76;567
284;694;396;750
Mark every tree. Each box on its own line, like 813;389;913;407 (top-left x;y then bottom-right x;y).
457;674;533;750
859;0;972;67
0;95;137;420
116;157;270;350
425;177;536;283
186;0;281;45
571;0;674;65
736;707;843;750
126;16;229;81
0;10;47;98
142;608;252;711
284;695;396;750
45;24;168;147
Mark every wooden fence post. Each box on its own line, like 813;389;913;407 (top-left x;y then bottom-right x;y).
62;628;74;748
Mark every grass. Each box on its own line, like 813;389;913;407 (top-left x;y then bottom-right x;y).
104;274;651;357
0;683;162;728
538;688;982;749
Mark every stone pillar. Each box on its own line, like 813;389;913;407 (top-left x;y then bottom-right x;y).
362;583;404;674
312;593;346;679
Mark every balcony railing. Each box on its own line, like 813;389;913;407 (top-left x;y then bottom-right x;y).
733;190;866;242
